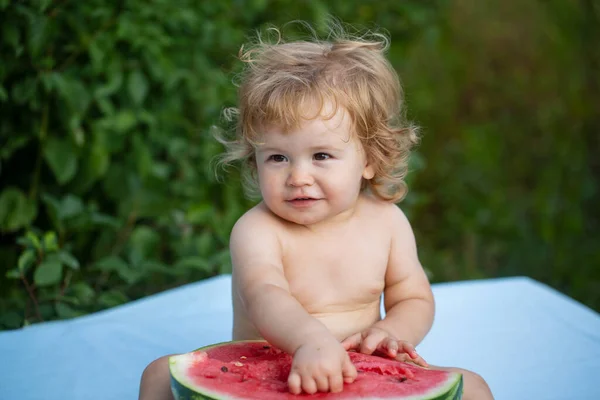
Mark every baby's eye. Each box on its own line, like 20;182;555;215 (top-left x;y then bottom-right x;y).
314;152;331;161
268;154;287;162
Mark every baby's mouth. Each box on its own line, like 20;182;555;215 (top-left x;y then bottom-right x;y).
287;197;320;206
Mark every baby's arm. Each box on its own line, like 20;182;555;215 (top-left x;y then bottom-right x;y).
230;210;329;352
230;209;356;393
343;206;434;361
375;206;435;344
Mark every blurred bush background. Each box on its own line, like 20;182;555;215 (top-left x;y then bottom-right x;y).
0;0;598;330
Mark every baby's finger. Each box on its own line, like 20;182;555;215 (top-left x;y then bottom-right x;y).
407;352;429;368
342;355;358;383
412;355;429;368
342;333;362;351
288;372;302;395
315;375;329;393
398;342;428;367
394;353;411;363
377;337;399;358
301;376;318;395
329;374;344;393
360;329;387;355
398;341;417;355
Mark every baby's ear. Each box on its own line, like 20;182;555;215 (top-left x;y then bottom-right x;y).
362;163;375;180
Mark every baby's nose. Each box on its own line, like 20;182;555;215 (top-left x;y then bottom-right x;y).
286;164;314;187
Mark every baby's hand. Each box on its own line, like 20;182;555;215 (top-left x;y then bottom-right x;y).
342;327;429;368
288;336;357;394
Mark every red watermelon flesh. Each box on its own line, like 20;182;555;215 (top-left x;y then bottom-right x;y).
170;341;463;399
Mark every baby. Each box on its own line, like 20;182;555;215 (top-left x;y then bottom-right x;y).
139;22;494;400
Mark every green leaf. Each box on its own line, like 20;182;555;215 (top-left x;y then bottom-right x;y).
58;195;84;220
38;303;56;320
196;230;214;257
0;311;22;329
11;77;38;105
28;14;49;57
0;136;31;160
18;249;37;274
186;203;214;224
53;74;91;116
43;231;59;252
88;131;110;179
57;251;80;270
95;97;115;115
34;259;63;286
95;256;129;272
88;40;104;72
90;212;121;229
98;290;129;308
102;163;132;200
0;187;37;232
129;225;161;260
5;269;21;279
175;256;212;272
128;70;149;106
59;295;80;305
117;267;143;285
25;231;42;250
41;193;63;232
0;85;7;102
55;302;83;319
43;137;78;184
70;116;85;147
2;19;20;51
69;282;95;305
133;134;153;178
112;111;137;133
151;161;170;179
141;260;172;274
94;60;123;98
37;0;52;12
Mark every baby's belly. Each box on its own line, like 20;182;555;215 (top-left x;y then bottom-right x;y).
233;302;381;342
313;303;382;340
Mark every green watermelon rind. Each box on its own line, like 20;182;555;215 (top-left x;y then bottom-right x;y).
169;340;463;400
170;341;266;400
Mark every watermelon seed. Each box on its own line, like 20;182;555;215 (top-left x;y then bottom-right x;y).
398;377;407;383
221;366;228;372
240;356;247;359
263;345;270;349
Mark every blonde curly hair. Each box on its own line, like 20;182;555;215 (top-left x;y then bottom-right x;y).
215;22;419;203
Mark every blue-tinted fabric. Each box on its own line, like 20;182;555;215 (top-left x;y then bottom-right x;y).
1;275;598;400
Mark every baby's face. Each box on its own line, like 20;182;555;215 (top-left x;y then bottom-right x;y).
255;108;374;227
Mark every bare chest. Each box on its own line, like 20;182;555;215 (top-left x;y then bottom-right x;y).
281;230;389;313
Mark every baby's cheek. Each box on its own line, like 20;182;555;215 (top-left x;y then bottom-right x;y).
259;180;279;199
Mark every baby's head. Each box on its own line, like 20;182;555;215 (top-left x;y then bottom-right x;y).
218;23;419;203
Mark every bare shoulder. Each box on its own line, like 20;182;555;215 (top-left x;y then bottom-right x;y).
358;194;412;233
229;202;288;276
230;203;291;297
230;202;281;247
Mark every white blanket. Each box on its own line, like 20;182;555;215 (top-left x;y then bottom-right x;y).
0;275;598;400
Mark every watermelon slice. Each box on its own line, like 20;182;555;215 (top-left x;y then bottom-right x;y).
169;341;463;399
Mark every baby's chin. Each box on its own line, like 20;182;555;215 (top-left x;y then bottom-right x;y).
271;207;355;229
274;211;325;227
263;204;325;227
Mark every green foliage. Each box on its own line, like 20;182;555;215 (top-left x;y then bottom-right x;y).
1;0;598;329
0;0;253;328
